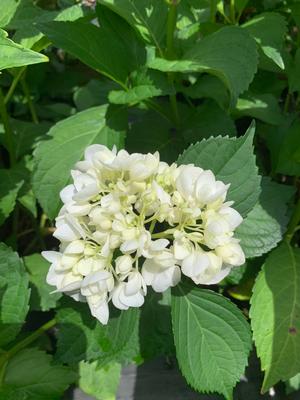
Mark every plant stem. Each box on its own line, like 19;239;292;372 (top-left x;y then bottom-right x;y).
285;198;300;243
210;0;217;23
149;220;156;233
4;67;26;104
0;87;15;166
20;78;39;124
230;0;235;23
0;318;56;384
166;1;177;60
166;0;180;127
9;318;56;358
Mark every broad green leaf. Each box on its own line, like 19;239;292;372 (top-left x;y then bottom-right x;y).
250;70;287;97
74;80;118;111
108;70;174;104
35;102;75;121
13;3;88;50
171;284;252;399
258;115;297;175
148;26;258;103
79;361;121;400
2;0;41;30
235;0;249;13
0;348;76;400
0;0;20;28
0;29;48;70
140;289;174;360
56;299;139;364
236;178;294;258
177;122;261;217
182;100;236;143
126;108;184;164
286;373;300;395
38;19;145;85
276;118;300;176
288;49;300;93
32;105;126;219
15;157;38;218
109;85;171;104
242;12;287;69
0;168;24;226
250;242;300;392
0;243;30;346
234;93;284;125
10;119;51;159
24;254;61;312
224;264;247;286
181;75;230;110
290;3;300;31
98;0;168;55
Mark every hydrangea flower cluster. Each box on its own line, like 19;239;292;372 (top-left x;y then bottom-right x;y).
43;145;245;324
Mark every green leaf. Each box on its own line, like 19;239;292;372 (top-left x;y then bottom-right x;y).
235;0;249;13
236;178;294;258
108;70;174;104
73;80;118;111
182;100;236;143
109;85;169;104
250;242;300;392
79;361;121;400
38;19;145;85
177;122;261;217
276;118;300;176
0;243;30;346
234;92;284;125
258;115;297;175
0;0;20;28
148;26;258;104
98;0;168;55
13;3;88;50
290;3;300;31
9;119;51;159
1;348;76;400
181;75;230;110
56;299;139;365
140;289;174;360
126;108;184;164
24;254;61;312
242;12;287;69
288;49;300;93
32;105;126;219
0;29;48;70
286;373;300;395
0;168;24;226
171;284;252;399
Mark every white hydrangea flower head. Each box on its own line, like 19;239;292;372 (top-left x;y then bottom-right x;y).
42;145;245;324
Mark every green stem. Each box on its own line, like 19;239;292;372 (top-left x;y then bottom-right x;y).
0;318;56;384
0;87;15;166
285;198;300;243
149;220;156;233
5;67;26;104
166;0;180;127
152;228;176;238
20;78;39;124
210;0;217;23
230;0;235;23
166;1;177;60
